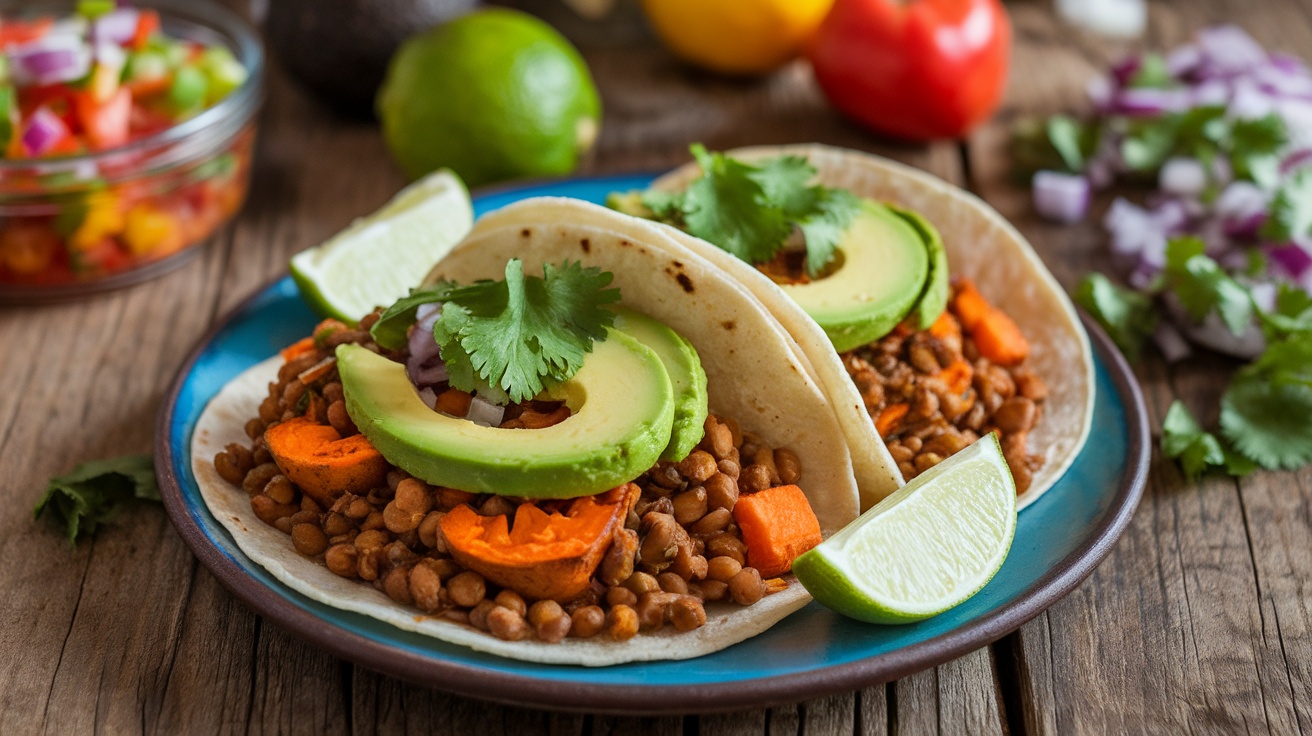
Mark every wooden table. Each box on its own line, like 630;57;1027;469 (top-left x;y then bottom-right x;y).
4;0;1310;732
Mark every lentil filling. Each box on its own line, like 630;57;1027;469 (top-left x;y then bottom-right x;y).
213;310;803;644
840;281;1049;494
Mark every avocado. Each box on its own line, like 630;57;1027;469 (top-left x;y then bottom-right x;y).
613;307;708;462
337;331;674;498
888;205;950;330
782;201;930;353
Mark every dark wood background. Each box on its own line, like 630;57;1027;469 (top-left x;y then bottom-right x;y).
2;0;1310;732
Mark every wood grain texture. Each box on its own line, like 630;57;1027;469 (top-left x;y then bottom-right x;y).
0;0;1305;733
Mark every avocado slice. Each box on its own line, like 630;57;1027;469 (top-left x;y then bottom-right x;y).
888;205;950;330
782;201;930;353
337;331;675;498
613;307;709;462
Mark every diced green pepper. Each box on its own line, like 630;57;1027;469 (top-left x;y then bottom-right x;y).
77;0;115;19
198;46;247;103
0;87;15;153
125;50;170;84
0;57;10;87
169;65;208;114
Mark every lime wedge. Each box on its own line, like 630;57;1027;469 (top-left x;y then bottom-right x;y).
290;169;473;322
793;434;1017;624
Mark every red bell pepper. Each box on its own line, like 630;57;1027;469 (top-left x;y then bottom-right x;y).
75;88;132;150
808;0;1012;141
130;10;160;51
0;18;52;49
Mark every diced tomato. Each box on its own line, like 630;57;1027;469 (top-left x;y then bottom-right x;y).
128;102;174;136
0;18;52;49
129;10;160;51
125;74;172;98
75;88;132;150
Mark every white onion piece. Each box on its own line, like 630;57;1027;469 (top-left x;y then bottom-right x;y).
1152;321;1193;364
1032;171;1090;223
1164;294;1266;359
417;387;438;410
1055;0;1146;38
466;397;506;428
416;303;441;322
1160;158;1208;197
1167;44;1203;76
410;362;449;387
1197;25;1269;74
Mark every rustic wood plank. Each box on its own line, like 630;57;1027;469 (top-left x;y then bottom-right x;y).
966;1;1312;733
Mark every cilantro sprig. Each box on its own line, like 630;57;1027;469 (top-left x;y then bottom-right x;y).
372;260;620;405
34;454;160;545
1078;237;1312;479
619;144;861;277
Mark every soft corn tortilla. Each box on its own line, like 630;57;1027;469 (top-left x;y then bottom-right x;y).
649;144;1096;512
192;206;864;666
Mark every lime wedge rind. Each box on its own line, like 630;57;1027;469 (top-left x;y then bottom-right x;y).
290;169;474;322
793;434;1017;624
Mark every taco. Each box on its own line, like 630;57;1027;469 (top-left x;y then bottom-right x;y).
614;144;1095;511
192;203;864;666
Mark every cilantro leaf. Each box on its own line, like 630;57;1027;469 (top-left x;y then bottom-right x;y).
370;280;467;350
751;154;821;214
1161;401;1228;480
1075;273;1158;362
1230;114;1286;187
796;188;861;277
434;260;620;404
1259;283;1312;340
1261;169;1312;244
679;144;793;265
1047;115;1092;172
34;454;159;545
1128;53;1173;89
1163;237;1253;335
1219;333;1312;469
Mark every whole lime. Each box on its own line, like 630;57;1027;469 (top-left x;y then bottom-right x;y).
377;9;602;186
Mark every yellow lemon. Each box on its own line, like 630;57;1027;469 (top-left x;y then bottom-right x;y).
642;0;835;75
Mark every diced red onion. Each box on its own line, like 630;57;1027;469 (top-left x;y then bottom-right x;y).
1228;78;1276;119
1111;56;1142;86
1165;294;1266;358
1105;198;1164;257
1167;44;1203;77
466;396;506;428
410;362;449;387
417;387;438;410
10;36;91;86
21;107;67;157
1280;149;1312;175
91;8;140;46
1189;79;1231;107
1111;88;1193;116
1032;171;1090;223
1159;158;1208;197
1196;26;1269;73
1152;321;1193;363
1270;52;1307;75
1086;76;1114;110
406;303;445;385
1268;244;1312;278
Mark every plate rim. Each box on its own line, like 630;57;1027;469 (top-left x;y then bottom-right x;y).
156;179;1151;716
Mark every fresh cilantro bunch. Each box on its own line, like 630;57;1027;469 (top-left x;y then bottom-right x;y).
623;144;861;277
1077;237;1312;479
372;260;620;404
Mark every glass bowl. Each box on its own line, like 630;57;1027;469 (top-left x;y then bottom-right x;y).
0;0;263;302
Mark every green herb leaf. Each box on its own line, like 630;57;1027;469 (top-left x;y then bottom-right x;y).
1047;115;1090;172
1259;283;1312;340
434;260;620;404
632;145;861;276
1262;169;1312;244
1163;237;1254;335
1128;53;1173;89
370;281;467;350
1161;401;1228;480
1219;333;1312;469
1075;273;1158;362
33;454;159;544
1229;114;1287;187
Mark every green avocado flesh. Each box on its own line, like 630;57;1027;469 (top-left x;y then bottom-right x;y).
887;205;949;330
337;332;675;498
782;202;930;353
613;307;709;462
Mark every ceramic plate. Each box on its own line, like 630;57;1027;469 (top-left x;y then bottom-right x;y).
157;174;1150;714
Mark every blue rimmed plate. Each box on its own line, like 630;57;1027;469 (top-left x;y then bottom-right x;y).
157;174;1149;714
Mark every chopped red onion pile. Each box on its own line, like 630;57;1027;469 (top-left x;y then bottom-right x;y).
404;303;505;427
1023;25;1312;303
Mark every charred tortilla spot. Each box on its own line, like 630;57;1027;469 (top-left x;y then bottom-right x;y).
721;320;736;331
619;239;632;248
521;228;532;238
580;238;591;253
673;260;683;268
676;274;694;293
